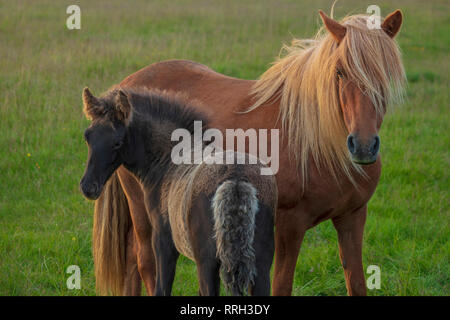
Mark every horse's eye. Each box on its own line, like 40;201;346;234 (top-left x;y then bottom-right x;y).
337;69;344;79
113;141;123;149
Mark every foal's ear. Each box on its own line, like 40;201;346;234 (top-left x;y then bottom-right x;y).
115;90;132;124
82;87;104;120
319;10;346;43
382;10;403;38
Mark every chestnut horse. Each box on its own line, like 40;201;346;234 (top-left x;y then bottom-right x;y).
90;10;405;295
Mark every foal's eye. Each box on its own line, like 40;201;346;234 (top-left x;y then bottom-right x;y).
113;141;123;149
337;69;344;79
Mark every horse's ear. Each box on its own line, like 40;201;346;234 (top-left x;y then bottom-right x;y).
382;10;403;38
115;90;132;124
82;87;104;120
319;10;346;43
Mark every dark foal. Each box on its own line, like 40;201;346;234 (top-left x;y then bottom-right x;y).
80;87;277;296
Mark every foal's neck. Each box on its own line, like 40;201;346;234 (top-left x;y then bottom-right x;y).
124;117;179;188
122;93;207;190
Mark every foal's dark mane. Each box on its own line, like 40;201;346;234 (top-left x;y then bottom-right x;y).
99;88;209;207
99;88;207;133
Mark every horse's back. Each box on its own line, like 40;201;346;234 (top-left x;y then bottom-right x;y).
120;59;252;91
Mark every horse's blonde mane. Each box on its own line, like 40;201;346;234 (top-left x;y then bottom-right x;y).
249;14;406;187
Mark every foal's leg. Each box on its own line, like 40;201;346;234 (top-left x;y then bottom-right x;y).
189;194;221;296
123;229;142;296
249;205;275;296
196;259;221;296
152;220;179;296
332;206;367;296
272;207;307;296
117;166;156;295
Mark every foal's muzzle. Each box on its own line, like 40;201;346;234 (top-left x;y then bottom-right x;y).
347;134;380;165
80;178;101;200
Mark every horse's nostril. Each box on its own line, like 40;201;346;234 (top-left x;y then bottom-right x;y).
371;136;380;154
347;135;356;154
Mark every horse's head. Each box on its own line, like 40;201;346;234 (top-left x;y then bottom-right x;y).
319;10;404;165
80;88;132;199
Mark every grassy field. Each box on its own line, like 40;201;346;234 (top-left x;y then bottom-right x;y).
0;0;448;296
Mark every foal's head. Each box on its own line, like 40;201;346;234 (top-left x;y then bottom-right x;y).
79;88;132;200
319;10;405;164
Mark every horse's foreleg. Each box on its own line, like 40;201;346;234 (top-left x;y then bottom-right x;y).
131;202;157;296
134;231;156;296
123;229;142;296
272;208;306;296
117;166;156;295
332;206;367;296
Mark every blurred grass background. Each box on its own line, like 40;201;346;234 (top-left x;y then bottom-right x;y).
0;0;448;295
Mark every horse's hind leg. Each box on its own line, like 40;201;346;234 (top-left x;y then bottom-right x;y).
250;204;275;296
272;206;307;296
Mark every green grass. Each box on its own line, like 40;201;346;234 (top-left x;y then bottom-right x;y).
0;0;448;296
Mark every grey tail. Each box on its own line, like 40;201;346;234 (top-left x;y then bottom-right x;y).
212;180;258;296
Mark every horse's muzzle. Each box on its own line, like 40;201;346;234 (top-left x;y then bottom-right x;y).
347;134;380;165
